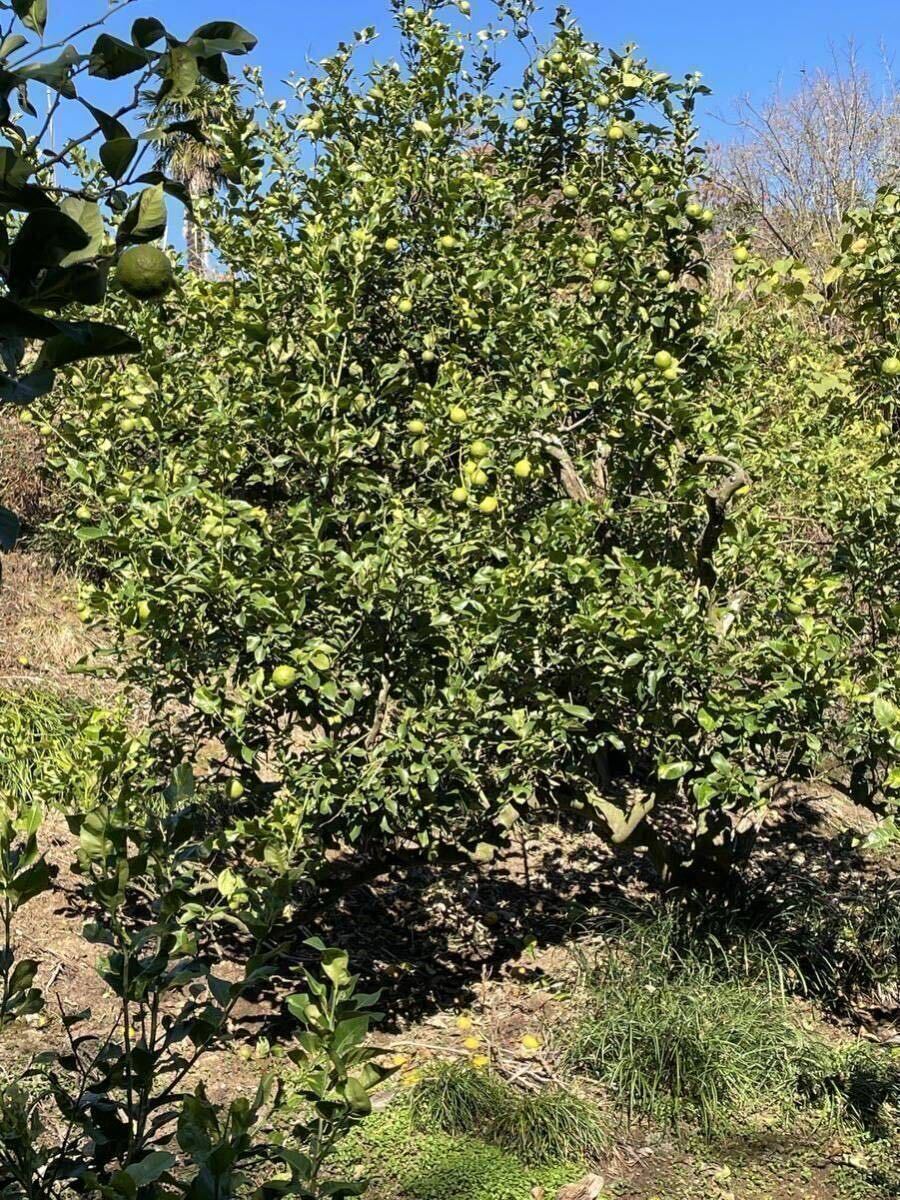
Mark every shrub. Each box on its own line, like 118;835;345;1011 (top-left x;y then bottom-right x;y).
410;1061;609;1165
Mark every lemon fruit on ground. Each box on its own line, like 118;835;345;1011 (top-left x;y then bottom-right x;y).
116;244;174;301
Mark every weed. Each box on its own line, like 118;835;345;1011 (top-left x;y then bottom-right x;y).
410;1061;609;1165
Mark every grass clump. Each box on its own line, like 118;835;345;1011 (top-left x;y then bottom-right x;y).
0;687;135;812
331;1104;581;1200
409;1060;609;1165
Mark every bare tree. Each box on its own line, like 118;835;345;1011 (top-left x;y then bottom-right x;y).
712;44;900;265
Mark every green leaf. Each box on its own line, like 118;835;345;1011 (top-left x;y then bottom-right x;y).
0;506;20;551
132;18;166;49
59;197;104;266
188;22;258;56
0;148;51;213
0;34;28;59
165;43;200;101
117;183;167;245
89;34;152;81
11;0;46;37
100;137;139;182
873;696;900;730
16;46;83;97
9;208;90;294
0;370;54;405
320;948;351;987
658;760;693;781
124;1152;176;1188
34;321;140;372
344;1078;372;1115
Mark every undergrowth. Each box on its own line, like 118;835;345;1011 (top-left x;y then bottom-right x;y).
409;1061;609;1165
0;687;135;813
330;1104;581;1200
565;909;900;1139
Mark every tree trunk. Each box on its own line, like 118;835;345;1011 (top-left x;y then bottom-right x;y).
183;177;208;276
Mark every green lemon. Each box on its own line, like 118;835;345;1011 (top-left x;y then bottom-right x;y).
685;200;704;219
272;665;298;689
653;350;674;370
562;182;579;199
582;250;598;268
732;245;750;265
449;405;468;424
439;234;458;250
472;468;489;487
882;356;900;377
606;123;625;141
397;297;413;314
75;504;92;521
227;778;245;800
610;227;630;245
384;236;400;253
452;486;469;503
656;269;672;284
513;458;532;479
512;97;526;111
592;277;613;295
407;418;426;435
116;244;174;301
479;495;499;514
470;439;490;459
514;116;529;133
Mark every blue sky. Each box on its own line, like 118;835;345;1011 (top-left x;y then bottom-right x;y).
51;0;899;143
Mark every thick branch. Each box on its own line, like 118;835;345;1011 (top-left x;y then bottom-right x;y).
535;433;610;505
695;455;751;591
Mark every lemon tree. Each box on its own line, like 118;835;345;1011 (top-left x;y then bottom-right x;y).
0;2;256;568
42;3;844;886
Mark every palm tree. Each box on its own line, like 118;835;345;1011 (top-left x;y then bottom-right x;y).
145;81;228;275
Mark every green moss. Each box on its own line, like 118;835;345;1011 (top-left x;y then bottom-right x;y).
331;1104;581;1200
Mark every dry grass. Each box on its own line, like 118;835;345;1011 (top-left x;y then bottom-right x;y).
0;552;110;701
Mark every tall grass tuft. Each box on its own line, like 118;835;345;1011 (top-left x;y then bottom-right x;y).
409;1061;609;1166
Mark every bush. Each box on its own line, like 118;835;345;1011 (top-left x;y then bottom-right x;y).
410;1061;609;1165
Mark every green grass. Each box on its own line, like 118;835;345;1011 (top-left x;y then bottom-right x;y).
409;1061;609;1165
331;1104;582;1200
0;686;133;813
564;909;900;1140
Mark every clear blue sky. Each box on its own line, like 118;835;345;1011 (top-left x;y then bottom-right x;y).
51;0;900;140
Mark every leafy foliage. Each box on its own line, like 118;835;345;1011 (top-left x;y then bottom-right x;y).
0;774;385;1200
